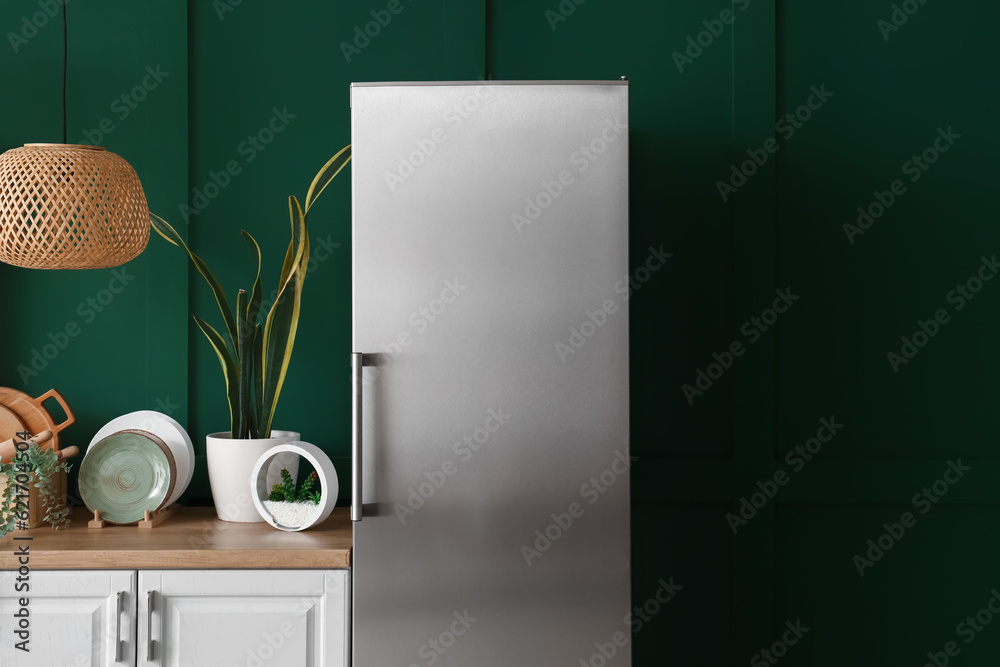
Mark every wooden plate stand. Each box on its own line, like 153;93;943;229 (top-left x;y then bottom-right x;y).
88;504;181;530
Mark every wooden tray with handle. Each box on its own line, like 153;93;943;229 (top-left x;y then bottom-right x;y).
0;387;74;452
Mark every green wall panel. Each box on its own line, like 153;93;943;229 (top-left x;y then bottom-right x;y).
775;0;1000;460
777;504;1000;666
631;503;733;665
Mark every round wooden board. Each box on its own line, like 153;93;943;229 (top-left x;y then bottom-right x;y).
0;405;26;442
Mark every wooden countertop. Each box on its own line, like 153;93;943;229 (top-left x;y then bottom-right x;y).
0;506;352;570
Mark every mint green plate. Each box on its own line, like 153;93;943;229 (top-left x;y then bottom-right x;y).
79;429;176;524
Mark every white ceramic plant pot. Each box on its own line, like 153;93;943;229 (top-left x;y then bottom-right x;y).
206;430;300;522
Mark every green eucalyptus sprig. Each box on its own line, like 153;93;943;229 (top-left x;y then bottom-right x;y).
0;441;72;538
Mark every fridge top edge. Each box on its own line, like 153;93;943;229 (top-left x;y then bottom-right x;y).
350;79;629;88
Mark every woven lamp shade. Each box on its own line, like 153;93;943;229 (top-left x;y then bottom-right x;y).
0;143;150;269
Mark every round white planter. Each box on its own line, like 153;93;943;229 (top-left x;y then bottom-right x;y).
206;430;300;522
251;441;339;531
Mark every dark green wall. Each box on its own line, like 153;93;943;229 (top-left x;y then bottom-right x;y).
3;1;998;665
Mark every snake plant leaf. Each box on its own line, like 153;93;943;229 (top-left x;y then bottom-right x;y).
242;231;263;329
304;145;352;214
275;238;296;303
252;323;263;437
151;213;240;355
149;212;181;247
192;315;240;436
277;195;308;292
261;197;309;436
236;289;252;439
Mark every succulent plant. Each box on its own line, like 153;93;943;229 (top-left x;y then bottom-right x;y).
266;469;321;505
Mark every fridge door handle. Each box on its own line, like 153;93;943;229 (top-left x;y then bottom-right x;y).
351;352;364;522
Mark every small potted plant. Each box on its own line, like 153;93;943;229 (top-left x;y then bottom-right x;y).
150;146;350;522
0;437;72;537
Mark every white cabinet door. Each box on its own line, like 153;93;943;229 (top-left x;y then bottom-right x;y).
0;569;136;667
138;569;349;667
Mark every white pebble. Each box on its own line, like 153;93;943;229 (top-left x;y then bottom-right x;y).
262;500;322;528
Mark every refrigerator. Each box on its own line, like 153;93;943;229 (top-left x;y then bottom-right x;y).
350;80;630;667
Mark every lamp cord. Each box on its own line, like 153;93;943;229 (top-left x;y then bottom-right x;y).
62;0;67;144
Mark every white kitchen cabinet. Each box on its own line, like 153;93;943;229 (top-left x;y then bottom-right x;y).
0;569;349;667
0;569;137;667
138;569;350;667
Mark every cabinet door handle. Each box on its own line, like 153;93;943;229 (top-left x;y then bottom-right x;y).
114;591;124;663
351;352;363;522
146;590;155;662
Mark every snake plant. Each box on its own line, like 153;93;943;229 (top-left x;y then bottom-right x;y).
150;146;351;439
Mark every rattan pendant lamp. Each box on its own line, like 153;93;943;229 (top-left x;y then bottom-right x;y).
0;4;149;270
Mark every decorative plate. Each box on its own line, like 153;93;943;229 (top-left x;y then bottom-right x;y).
88;411;194;507
79;429;176;524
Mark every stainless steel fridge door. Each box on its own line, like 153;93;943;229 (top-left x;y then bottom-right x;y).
352;81;630;667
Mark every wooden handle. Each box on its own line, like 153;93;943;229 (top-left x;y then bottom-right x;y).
31;389;75;435
0;430;53;463
57;445;79;461
29;430;52;444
